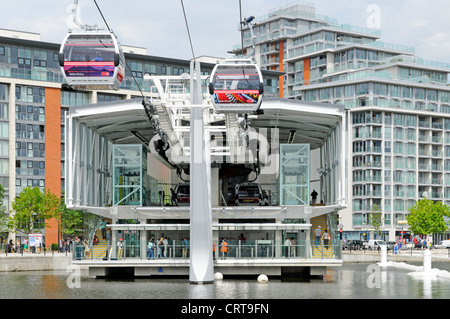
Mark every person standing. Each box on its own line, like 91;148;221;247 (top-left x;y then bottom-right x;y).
66;236;71;253
157;237;164;258
117;238;124;259
147;239;154;260
290;237;297;257
311;189;318;205
163;237;168;258
220;238;228;259
284;237;292;257
75;236;82;259
182;237;189;258
170;188;178;206
83;239;90;260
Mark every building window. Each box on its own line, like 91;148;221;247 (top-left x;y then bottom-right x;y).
373;83;387;95
415;88;425;100
356;83;369;95
427;89;437;101
344;85;354;97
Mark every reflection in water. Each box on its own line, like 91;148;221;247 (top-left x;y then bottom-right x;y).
0;263;449;299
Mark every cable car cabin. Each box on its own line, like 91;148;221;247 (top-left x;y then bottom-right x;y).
174;183;190;206
209;59;264;113
233;182;264;206
59;32;125;90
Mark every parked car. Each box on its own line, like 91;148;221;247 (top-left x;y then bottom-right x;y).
362;240;369;250
433;240;450;249
414;240;426;249
367;239;387;250
343;240;364;250
386;241;396;250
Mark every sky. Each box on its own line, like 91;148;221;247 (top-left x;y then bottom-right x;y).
1;0;449;63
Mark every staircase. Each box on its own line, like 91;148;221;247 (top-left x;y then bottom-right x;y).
310;215;334;259
91;229;108;260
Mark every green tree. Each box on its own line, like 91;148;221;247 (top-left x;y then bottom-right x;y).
0;184;5;214
407;198;450;237
369;204;383;239
60;195;83;237
8;187;61;239
0;184;7;233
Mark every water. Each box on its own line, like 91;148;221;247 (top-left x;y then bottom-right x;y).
1;262;450;300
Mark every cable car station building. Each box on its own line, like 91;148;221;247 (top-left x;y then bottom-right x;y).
65;71;347;279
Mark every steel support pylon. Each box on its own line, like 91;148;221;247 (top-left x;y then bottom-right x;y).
189;60;214;284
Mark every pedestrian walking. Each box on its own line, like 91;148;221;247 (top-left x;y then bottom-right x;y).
315;226;321;246
322;230;330;249
100;218;107;240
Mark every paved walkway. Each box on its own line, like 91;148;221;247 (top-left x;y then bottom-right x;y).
343;248;450;263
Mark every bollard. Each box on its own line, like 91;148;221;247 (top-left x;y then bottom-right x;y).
380;244;387;264
423;249;432;273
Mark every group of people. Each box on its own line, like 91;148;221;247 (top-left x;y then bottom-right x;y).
71;236;91;260
283;237;297;257
147;236;171;259
3;238;44;254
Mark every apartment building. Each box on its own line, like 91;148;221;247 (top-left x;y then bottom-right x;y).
237;2;450;240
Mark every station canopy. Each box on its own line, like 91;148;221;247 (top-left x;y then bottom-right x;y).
68;97;344;152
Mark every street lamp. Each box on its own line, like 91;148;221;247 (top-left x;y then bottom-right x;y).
398;219;408;241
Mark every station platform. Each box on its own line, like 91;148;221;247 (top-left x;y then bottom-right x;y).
74;257;342;279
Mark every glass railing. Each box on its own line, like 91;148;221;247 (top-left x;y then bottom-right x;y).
72;240;342;261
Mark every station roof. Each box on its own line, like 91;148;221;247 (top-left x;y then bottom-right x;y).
68;97;344;151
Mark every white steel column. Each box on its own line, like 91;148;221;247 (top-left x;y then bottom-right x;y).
7;82;16;243
189;60;214;284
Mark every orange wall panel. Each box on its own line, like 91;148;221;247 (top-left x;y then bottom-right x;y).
44;88;61;246
303;58;311;85
278;40;284;98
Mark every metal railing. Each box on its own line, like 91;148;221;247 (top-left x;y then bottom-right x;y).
71;240;342;261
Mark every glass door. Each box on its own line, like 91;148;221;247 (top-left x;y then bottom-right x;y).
124;230;140;258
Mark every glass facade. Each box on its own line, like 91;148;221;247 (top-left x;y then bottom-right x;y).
0;42;63;82
15;84;46;194
279;144;310;205
0;83;8;210
112;144;152;206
